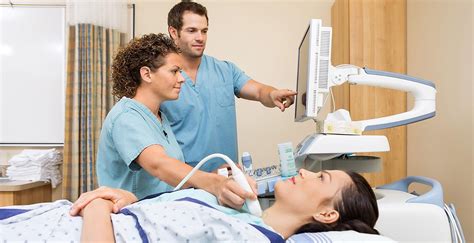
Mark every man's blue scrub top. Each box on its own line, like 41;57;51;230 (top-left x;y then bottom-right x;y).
96;97;184;200
161;55;251;172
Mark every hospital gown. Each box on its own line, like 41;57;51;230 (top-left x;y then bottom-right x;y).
0;188;284;242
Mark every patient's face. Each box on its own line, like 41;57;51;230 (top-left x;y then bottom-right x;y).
274;169;352;216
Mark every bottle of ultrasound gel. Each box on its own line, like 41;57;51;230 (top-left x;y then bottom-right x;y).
241;152;253;176
278;142;297;177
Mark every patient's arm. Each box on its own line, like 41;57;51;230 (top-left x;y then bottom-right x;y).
70;186;138;216
80;198;114;243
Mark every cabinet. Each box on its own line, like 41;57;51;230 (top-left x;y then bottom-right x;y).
331;0;407;186
0;180;52;207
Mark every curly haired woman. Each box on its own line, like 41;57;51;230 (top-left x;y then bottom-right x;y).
85;33;258;213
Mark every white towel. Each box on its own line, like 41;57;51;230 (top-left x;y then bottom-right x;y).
6;148;63;188
8;149;62;166
7;166;62;188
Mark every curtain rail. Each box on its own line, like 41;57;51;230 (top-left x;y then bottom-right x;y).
0;3;134;7
0;4;65;7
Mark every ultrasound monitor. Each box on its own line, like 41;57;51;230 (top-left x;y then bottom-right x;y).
295;19;332;122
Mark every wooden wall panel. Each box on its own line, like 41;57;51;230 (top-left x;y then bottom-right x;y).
332;0;407;186
331;0;350;110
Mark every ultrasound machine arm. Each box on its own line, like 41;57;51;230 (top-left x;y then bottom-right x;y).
294;19;437;159
295;65;437;159
327;65;437;131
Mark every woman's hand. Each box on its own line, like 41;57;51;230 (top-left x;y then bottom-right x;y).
70;186;138;216
214;174;258;210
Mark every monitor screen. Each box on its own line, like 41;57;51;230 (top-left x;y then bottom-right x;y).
295;26;310;122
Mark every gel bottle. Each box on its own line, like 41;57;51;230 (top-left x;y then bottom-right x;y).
241;152;253;176
278;142;297;177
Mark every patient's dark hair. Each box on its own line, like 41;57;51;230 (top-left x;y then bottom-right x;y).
296;171;379;235
112;33;179;98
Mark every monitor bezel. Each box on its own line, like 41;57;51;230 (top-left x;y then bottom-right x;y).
295;19;321;122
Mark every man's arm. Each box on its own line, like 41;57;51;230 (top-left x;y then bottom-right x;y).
238;79;297;111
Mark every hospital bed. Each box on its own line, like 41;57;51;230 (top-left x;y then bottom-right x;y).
0;181;463;243
375;176;464;242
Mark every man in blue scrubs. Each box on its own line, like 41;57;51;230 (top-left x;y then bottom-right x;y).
161;1;297;172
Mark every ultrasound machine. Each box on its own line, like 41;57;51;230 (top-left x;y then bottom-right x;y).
261;19;464;243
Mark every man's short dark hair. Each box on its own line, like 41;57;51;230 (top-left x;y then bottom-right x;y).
168;1;209;31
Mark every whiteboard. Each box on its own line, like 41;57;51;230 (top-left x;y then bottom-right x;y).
0;6;65;145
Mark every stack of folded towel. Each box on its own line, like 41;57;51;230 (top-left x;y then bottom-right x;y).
6;148;63;188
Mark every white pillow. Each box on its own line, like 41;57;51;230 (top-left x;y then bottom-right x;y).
287;231;397;243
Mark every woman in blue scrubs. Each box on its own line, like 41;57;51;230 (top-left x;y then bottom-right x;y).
76;33;256;215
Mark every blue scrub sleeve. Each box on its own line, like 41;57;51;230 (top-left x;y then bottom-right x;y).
224;61;251;94
111;111;161;171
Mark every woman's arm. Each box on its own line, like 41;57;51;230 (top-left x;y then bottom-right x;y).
136;144;257;209
80;198;115;243
70;147;257;214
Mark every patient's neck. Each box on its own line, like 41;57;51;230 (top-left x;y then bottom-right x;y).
261;204;304;239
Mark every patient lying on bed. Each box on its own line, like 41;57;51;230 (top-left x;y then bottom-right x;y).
0;169;379;242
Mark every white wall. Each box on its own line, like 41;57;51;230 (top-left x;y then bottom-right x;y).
134;0;334;168
407;0;473;241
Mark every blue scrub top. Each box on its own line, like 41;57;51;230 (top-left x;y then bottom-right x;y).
96;97;185;200
161;55;251;172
